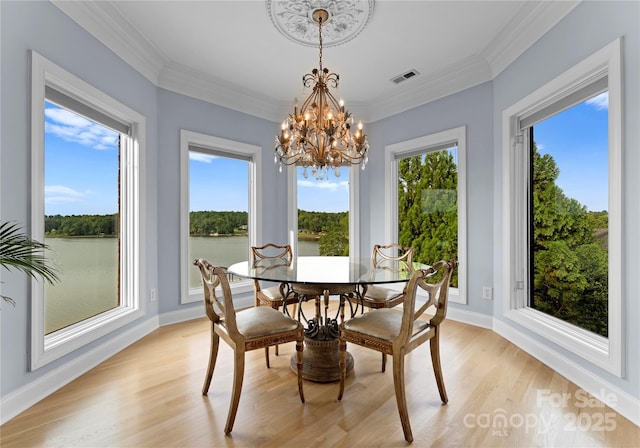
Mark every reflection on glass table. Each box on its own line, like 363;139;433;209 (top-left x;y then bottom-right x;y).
227;256;423;382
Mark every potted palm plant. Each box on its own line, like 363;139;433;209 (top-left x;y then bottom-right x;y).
0;221;59;306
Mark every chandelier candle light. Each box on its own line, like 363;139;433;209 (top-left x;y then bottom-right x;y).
274;8;369;180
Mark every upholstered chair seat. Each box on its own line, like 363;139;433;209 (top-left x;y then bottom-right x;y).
236;306;302;338
360;285;404;306
342;308;430;342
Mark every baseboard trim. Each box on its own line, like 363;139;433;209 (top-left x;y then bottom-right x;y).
493;318;640;427
447;306;494;329
159;296;254;327
0;316;158;425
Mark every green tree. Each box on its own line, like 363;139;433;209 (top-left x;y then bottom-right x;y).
319;214;349;256
398;150;458;286
531;144;608;336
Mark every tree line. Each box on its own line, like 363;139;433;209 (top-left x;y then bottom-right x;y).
45;214;118;237
44;209;348;238
44;149;608;336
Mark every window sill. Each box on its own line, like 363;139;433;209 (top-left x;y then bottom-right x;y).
505;307;620;377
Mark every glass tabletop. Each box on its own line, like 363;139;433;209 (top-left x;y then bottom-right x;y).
228;256;423;285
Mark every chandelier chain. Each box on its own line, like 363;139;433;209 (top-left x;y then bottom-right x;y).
318;16;323;72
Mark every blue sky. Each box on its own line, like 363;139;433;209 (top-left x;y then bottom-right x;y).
45;92;608;215
533;92;608;212
188;154;349;213
44;102;119;215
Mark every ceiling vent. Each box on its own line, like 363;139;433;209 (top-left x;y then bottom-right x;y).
391;69;420;84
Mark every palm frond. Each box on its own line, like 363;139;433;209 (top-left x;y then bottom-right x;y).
1;221;60;304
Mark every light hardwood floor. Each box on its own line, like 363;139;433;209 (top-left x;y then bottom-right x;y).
2;311;638;447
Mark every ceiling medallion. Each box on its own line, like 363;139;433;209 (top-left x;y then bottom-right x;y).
266;0;375;47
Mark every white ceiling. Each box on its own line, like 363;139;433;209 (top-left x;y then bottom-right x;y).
52;0;580;122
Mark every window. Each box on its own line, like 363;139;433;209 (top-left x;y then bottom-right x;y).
502;39;622;375
384;126;467;304
287;165;360;258
297;167;349;256
30;51;146;370
180;130;261;304
528;91;609;337
43;101;120;334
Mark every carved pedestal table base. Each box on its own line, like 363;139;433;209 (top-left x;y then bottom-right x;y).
286;284;359;382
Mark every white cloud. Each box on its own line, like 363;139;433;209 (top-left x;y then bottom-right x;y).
45;185;89;204
45;106;118;150
298;180;349;191
586;92;608;110
189;152;217;163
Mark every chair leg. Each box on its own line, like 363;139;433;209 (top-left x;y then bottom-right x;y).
202;328;219;395
382;353;387;372
224;350;245;434
264;346;270;368
430;329;448;404
295;338;305;403
272;303;280;358
392;353;413;443
337;338;347;400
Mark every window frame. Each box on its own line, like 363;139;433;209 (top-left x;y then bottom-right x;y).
383;126;467;305
179;130;261;304
30;51;147;370
501;39;622;376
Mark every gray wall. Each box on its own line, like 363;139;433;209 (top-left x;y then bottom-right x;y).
0;0;158;395
156;89;286;314
1;0;638;420
492;0;639;397
364;82;494;315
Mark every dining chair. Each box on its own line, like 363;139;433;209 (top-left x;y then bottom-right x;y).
360;243;415;371
361;244;415;309
193;258;305;435
251;243;301;367
337;260;457;443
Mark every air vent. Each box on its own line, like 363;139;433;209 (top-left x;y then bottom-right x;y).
391;69;420;84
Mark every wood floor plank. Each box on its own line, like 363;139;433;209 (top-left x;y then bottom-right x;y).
1;313;638;447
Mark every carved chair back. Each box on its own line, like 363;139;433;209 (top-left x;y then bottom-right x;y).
193;258;240;339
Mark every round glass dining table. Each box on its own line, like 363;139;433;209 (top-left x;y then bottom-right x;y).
227;256;420;382
227;255;417;286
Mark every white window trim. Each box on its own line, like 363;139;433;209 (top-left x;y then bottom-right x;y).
179;130;261;304
501;39;623;376
383;126;467;305
287;165;361;258
30;51;147;370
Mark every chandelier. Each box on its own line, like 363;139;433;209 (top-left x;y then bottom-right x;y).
274;8;369;180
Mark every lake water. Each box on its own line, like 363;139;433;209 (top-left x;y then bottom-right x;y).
44;236;319;334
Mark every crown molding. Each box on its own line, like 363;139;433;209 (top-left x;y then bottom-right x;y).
51;0;166;85
158;62;280;122
51;0;581;123
366;55;493;123
482;0;582;78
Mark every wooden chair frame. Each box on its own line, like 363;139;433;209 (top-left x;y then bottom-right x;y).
251;243;300;366
338;260;458;443
360;244;416;371
194;259;304;434
361;244;415;309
